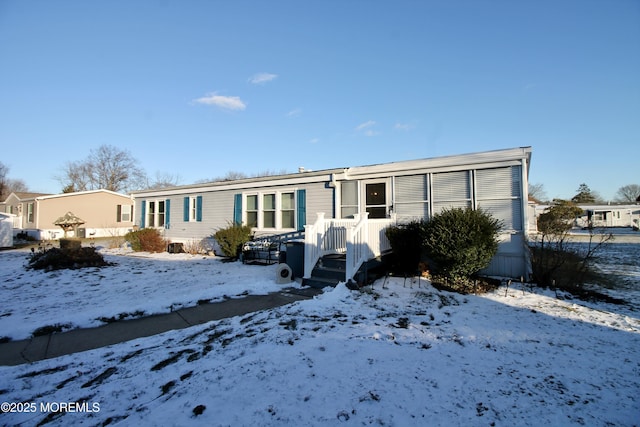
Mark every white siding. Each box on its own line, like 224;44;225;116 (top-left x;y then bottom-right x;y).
304;181;335;221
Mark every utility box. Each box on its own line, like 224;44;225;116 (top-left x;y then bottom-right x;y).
284;240;305;279
168;242;184;253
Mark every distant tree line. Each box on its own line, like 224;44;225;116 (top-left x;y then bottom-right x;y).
528;182;640;204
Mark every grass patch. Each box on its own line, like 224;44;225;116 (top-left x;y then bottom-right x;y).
32;323;72;337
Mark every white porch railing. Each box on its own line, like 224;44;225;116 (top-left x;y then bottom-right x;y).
303;212;396;281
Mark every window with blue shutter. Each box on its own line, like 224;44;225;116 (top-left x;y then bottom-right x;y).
196;196;203;222
165;199;171;229
140;200;146;228
296;189;306;231
233;193;242;224
183;197;189;222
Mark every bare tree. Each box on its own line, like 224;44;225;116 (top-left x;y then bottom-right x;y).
528;182;548;203
195;169;289;183
614;184;640;203
59;160;93;192
57;145;147;193
145;171;181;189
0;162;29;200
0;162;7;200
5;178;29;194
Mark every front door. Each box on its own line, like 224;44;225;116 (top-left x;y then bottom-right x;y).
363;180;389;219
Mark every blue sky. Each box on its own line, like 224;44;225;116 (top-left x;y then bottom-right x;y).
1;0;638;201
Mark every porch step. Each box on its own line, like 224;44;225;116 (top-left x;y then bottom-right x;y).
302;254;390;289
303;254;346;289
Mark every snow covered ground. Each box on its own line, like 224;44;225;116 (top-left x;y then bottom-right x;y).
1;244;639;426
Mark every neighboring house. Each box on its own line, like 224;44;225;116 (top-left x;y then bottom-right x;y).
1;192;52;228
132;147;533;282
576;205;640;229
0;213;14;247
1;189;134;240
532;204;640;230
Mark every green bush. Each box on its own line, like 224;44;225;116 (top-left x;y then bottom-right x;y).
124;228;167;252
213;222;252;259
385;220;426;276
422;207;502;290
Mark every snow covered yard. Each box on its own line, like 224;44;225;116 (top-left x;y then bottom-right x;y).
0;248;285;341
1;245;639;426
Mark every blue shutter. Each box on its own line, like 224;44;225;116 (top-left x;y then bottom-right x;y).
183;197;189;222
233;193;242;224
296;189;306;231
196;196;203;222
165;199;171;229
140;200;146;228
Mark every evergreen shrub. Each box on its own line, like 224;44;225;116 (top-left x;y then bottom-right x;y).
423;207;502;290
385;220;426;276
213;222;252;259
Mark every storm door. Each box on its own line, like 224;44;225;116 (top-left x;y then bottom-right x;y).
363;180;390;219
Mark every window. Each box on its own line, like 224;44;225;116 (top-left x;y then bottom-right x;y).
190;197;197;221
246;195;258;227
475;166;522;231
263;194;276;228
27;203;34;223
158;201;165;226
241;191;300;230
341;181;358;218
117;204;132;222
146;200;166;228
431;170;472;214
182;196;202;222
281;192;295;228
395;174;429;221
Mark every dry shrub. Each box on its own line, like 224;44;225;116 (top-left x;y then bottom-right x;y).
125;228;168;252
183;239;204;255
27;247;112;271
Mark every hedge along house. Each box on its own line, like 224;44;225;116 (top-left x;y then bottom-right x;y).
131;146;532;285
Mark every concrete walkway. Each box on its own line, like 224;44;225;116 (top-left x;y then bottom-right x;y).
0;287;321;367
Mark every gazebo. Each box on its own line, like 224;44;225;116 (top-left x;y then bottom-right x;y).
54;212;85;238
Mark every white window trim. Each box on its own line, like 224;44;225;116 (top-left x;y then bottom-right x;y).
146;199;166;228
243;189;297;231
118;204;132;222
189;196;197;222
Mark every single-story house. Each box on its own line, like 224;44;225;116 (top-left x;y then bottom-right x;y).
1;189;135;240
132;147;532;284
0;213;14;247
1;192;52;229
532;204;640;230
578;205;640;229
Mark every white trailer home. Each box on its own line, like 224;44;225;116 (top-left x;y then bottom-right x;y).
131;147;532;284
0;213;14;247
